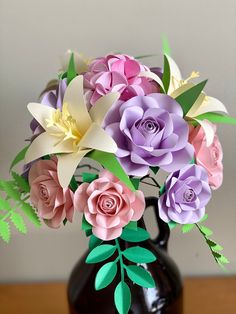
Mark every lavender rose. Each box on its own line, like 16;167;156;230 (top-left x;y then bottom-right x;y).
104;93;194;176
158;164;212;224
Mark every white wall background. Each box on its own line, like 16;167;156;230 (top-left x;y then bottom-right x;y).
0;0;235;282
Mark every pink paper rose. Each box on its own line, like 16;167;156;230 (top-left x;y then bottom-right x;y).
29;158;75;228
84;54;158;106
74;170;145;240
189;122;223;190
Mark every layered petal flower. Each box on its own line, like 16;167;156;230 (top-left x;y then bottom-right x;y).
25;75;119;188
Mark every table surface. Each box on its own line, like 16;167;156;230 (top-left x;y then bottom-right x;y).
0;277;235;314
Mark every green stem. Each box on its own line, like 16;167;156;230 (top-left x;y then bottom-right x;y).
115;238;125;282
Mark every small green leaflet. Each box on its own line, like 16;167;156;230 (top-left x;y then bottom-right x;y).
10;212;27;234
9;145;29;171
82;172;98;183
87;151;135;192
159;184;165;196
123;246;156;263
0;181;21;201
175;80;208;116
0;197;11;211
199;226;213;237
95;261;117;290
120;227;150;242
114;281;131;314
0;220;10;242
130;178;140;190
69;176;78;192
12;172;30;194
161;55;170;94
195;112;236;124
150;166;159;175
86;244;116;264
20;201;41;227
89;234;103;250
67;53;77;85
182;224;195;233
125;265;155;288
200;214;208;223
168;221;177;230
82;215;92;236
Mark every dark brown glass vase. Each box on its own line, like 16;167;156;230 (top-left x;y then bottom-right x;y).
67;197;183;314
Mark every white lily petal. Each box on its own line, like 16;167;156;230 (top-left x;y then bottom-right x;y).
192;96;228;117
57;149;90;188
194;119;215;147
166;55;182;94
139;71;165;92
186;92;205;117
27;103;56;130
89;92;120;125
25;132;74;164
78;123;117;153
63;75;92;134
171;83;194;99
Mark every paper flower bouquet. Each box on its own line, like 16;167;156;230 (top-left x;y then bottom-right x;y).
1;43;235;314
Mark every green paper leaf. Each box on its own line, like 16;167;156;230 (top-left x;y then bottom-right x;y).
0;197;11;211
150;167;159;175
123;246;156;263
95;261;117;290
82;172;98;183
10;212;27;234
89;234;103;250
67;53;77;84
161;55;171;93
20;201;41;227
9;145;29;171
114;281;131;314
218;254;229;265
12;172;30;194
86;244;116;264
0;220;10;242
159;185;165;196
126;265;155;288
87;151;135;192
63;218;67;226
195;112;236;124
0;181;21;201
121;227;150;243
82;215;92;231
206;239;223;251
182;224;195;233
130;178;140;190
200;226;213;237
200;214;208;223
162;35;171;56
168;221;177;230
69;176;78;192
125;221;138;231
175;80;208;116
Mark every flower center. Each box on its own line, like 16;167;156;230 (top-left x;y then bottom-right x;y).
183;189;195;202
46;103;82;149
140;118;160;134
39;184;49;201
99;195;118;215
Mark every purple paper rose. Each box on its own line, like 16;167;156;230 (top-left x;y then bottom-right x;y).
104;93;194;176
84;54;158;106
30;78;67;137
158;164;212;224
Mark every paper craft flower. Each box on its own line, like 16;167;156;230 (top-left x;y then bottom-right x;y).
189;123;223;190
105;93;194;176
74;170;145;240
30;79;67;139
158;164;212;224
25;75;120;188
84;54;158;106
29;157;74;228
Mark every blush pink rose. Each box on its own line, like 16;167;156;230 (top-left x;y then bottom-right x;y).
189;122;223;190
29;158;74;228
74;170;145;240
84;54;158;106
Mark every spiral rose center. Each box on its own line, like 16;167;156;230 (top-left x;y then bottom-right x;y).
141;118;160;134
39;184;49;201
99;195;118;215
183;189;195;202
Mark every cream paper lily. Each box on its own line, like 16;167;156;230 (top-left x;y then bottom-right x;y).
25;75;119;188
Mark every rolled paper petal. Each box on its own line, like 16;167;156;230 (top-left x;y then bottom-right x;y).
25;132;74;164
63;75;92;134
27;103;56;131
57;149;90;188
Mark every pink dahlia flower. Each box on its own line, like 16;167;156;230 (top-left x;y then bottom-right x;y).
29;158;75;228
84;54;158;106
74;170;145;240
